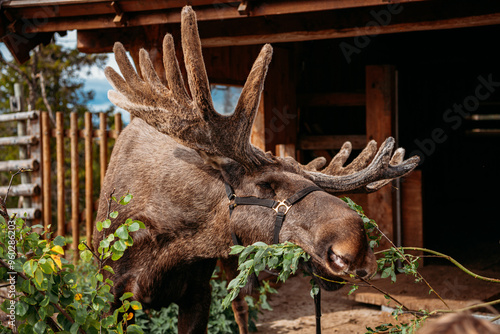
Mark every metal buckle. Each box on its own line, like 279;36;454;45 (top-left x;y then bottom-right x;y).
273;200;291;214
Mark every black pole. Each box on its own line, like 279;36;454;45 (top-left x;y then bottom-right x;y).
314;288;322;334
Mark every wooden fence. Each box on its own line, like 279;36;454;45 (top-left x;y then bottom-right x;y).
0;110;123;262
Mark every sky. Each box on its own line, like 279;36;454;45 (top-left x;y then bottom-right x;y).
1;30;239;122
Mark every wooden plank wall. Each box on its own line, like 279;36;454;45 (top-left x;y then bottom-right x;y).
365;65;397;249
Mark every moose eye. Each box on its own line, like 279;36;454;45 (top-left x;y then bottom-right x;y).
257;182;273;190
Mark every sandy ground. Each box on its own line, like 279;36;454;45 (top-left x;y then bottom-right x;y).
254;274;407;334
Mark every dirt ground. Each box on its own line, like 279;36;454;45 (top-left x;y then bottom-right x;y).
254;266;500;334
254;274;406;334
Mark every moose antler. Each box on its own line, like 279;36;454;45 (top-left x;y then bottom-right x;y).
105;5;419;192
302;137;419;193
105;6;272;170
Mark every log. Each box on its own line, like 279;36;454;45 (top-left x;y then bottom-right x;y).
0;159;39;172
0;184;40;197
0;111;38;122
7;208;42;220
0;136;38;146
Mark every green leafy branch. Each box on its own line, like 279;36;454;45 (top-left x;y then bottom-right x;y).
222;241;310;309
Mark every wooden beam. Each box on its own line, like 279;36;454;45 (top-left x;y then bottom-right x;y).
298;92;366;107
4;0;426;20
201;13;500;47
299;135;366;151
365;65;396;248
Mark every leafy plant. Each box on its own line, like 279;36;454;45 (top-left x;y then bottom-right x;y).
0;182;145;333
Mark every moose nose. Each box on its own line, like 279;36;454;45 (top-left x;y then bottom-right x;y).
355;269;368;278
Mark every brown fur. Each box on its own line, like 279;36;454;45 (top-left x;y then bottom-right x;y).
96;6;419;333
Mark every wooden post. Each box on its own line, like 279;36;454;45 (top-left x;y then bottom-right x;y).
365;65;397;248
99;112;108;188
84;112;93;248
70;113;79;263
56;112;65;236
275;143;296;159
41;111;52;233
114;112;122;137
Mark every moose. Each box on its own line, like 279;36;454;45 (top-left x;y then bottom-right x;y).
95;6;419;333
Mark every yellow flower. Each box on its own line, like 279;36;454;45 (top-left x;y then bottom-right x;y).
75;293;82;301
126;312;133;321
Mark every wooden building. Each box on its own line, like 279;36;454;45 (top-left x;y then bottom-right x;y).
2;1;500;268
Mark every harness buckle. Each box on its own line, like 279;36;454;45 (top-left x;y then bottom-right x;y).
273;200;292;214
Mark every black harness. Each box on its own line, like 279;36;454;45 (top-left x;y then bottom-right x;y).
225;183;324;334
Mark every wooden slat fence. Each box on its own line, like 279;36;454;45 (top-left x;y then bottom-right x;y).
43;111;123;262
1;110;123;263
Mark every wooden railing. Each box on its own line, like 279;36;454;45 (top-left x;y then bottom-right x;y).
0;110;123;262
0;110;42;220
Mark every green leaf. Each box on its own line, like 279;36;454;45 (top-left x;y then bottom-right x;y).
110;211;119;219
119;292;134;302
81;249;93;262
75;307;88;324
34;268;44;286
102;219;112;229
229;245;245;255
111;250;124;261
23;260;35;277
128;222;140;232
115;226;129;240
113;239;127;252
96;220;103;232
126;324;144;334
33;320;47;334
103;265;115;275
78;242;87;251
120;194;133;205
70;322;80;334
53;235;66;246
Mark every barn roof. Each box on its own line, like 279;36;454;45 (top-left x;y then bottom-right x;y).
1;0;500;63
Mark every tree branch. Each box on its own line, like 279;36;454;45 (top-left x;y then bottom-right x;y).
0;52;31;84
38;71;55;126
